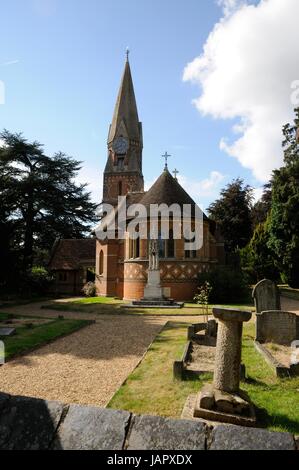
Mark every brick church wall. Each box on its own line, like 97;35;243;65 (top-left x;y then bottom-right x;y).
121;259;214;301
96;239;122;297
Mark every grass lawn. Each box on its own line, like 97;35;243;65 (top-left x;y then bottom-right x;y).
0;312;93;361
71;296;124;305
43;297;254;317
108;321;299;434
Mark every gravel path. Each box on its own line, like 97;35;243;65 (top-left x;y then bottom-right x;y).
0;301;196;406
1;295;298;407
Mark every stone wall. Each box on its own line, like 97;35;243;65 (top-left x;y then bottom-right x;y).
256;310;299;345
0;392;296;450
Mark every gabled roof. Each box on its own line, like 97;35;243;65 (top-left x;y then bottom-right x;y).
49;238;96;270
108;60;142;144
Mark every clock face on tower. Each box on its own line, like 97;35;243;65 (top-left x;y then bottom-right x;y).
112;136;129;154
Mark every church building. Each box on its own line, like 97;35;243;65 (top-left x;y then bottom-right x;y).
95;56;225;301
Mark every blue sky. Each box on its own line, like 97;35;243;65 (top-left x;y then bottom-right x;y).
0;0;296;210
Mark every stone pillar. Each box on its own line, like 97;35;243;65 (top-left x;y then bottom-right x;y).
213;308;252;393
193;307;256;426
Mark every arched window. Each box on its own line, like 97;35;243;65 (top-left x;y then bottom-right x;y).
118;180;122;195
129;237;140;259
158;232;165;258
99;250;104;275
157;229;175;259
135;237;140;258
184;237;197;259
167;229;175;258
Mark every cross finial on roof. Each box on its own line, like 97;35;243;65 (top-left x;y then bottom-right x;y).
173;168;179;180
162;151;171;170
126;47;130;62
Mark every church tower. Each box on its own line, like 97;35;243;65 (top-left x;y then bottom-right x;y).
103;54;144;205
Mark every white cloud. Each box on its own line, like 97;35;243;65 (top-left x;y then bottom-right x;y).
0;60;19;67
183;0;299;183
252;186;264;203
178;171;226;203
217;0;246;16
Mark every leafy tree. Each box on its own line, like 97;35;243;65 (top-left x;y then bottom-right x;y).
251;183;272;228
0;130;98;283
240;216;279;283
0;150;22;290
208;178;253;256
25;266;54;295
198;266;249;304
268;108;299;287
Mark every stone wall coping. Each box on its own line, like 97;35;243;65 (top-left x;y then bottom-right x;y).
0;392;296;450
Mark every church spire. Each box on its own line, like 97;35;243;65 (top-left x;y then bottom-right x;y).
108;55;142;145
103;54;144;205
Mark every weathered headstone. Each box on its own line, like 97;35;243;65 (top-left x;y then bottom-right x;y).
0;327;16;337
252;279;281;313
256;310;298;345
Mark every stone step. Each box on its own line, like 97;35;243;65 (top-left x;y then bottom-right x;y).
127;299;184;309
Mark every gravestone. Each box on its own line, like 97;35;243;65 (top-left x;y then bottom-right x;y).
252;279;281;313
0;327;16;337
256;310;298;345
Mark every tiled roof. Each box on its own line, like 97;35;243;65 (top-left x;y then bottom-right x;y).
49;238;96;270
139;169;208;220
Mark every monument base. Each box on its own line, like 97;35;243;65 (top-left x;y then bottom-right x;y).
130;299;183;308
128;267;183;308
193;403;256;427
143;270;164;300
193;384;256;426
143;286;164;300
193;385;256;427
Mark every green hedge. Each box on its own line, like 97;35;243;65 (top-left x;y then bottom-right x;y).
198;266;251;304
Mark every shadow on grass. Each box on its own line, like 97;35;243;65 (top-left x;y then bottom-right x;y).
255;406;299;434
244;376;270;388
183;372;213;383
42;303;202;317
